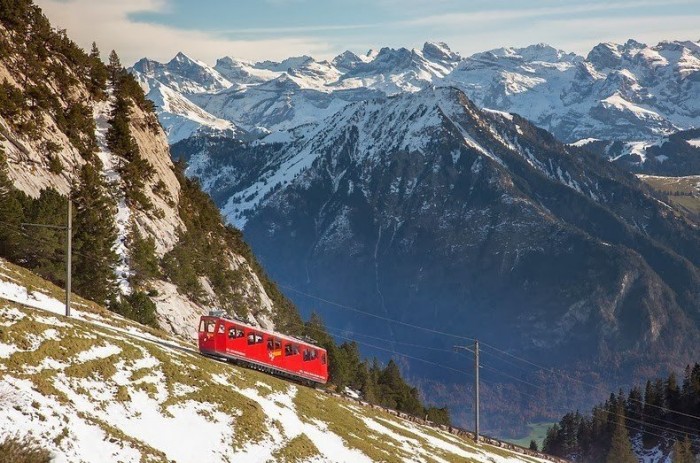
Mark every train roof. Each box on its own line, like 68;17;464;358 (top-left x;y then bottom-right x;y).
201;311;325;351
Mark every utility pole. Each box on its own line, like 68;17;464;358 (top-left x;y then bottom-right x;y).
454;339;480;443
65;195;71;317
21;194;72;317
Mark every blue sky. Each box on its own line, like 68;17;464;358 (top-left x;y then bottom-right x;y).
36;0;700;65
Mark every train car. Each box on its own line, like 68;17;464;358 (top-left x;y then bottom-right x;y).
198;311;328;385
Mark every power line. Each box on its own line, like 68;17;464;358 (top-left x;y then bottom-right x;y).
280;284;478;343
282;282;700;424
477;340;700;423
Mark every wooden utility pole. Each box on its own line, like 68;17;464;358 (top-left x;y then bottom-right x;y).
65;196;71;317
22;194;72;317
454;339;480;443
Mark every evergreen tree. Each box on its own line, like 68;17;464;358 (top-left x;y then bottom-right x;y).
87;42;108;100
529;440;539;451
605;406;636;463
128;224;159;288
72;163;118;303
0;147;25;259
107;49;123;85
23;189;66;283
106;80;154;210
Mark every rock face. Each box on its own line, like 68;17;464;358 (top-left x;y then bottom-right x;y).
175;87;700;408
0;19;293;339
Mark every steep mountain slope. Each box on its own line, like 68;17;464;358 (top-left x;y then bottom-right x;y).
174;86;700;432
0;3;299;339
0;259;562;463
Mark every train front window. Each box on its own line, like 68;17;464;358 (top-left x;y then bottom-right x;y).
206;321;216;333
199;320;205;332
321;353;327;365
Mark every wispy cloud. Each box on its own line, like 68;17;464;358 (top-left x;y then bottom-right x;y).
34;0;700;66
402;0;698;27
35;0;337;64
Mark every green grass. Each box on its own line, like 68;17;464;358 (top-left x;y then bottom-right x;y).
639;175;700;218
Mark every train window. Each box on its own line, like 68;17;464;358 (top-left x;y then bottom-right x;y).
247;333;263;345
198;320;205;332
228;327;245;339
303;348;317;362
285;344;299;356
267;338;281;350
218;324;225;334
321;353;327;365
206;322;216;333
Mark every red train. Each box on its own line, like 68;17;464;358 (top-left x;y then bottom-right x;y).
198;311;328;385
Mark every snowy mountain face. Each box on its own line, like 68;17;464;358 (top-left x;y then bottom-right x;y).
0;262;558;463
135;39;700;174
132;52;232;94
130;42;462;140
174;86;700;432
446;40;700;145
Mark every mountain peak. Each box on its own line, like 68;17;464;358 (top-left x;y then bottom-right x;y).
422;41;461;62
171;51;196;64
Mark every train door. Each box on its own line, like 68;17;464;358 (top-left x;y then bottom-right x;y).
281;341;301;373
225;324;247;356
198;317;218;353
245;329;265;362
214;320;227;352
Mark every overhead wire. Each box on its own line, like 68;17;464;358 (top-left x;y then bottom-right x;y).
279;282;700;425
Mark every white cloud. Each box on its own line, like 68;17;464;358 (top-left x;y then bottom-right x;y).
35;0;337;65
34;0;700;67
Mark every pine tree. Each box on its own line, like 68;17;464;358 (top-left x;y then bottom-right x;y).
107;49;123;85
605;404;636;463
87;42;108;100
72;163;118;303
529;440;539;451
23;189;66;283
128;224;159;288
0;147;25;260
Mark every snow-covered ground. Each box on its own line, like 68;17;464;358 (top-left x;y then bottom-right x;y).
0;260;556;463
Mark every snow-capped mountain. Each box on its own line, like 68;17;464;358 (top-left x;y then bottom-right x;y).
131;42;463;140
135;39;700;175
132;52;233;94
447;39;700;144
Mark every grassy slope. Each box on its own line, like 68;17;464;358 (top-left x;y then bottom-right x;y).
0;260;557;463
638;175;700;218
